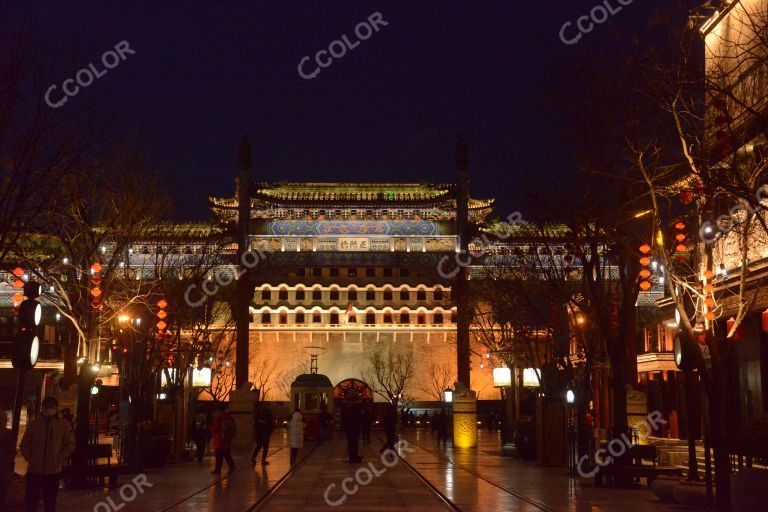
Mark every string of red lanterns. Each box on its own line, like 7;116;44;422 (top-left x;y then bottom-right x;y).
638;243;652;291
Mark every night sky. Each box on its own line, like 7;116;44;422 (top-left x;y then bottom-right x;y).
29;0;670;221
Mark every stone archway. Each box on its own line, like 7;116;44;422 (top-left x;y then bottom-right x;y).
333;378;373;404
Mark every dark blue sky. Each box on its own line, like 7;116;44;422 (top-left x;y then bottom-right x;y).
30;0;670;220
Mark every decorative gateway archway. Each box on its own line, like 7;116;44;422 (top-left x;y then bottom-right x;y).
333;378;374;404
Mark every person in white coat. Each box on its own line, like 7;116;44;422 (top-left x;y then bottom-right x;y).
288;410;304;464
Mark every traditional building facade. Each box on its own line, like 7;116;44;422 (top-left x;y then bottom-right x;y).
210;182;499;401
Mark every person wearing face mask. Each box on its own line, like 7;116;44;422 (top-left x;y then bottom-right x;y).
20;396;75;512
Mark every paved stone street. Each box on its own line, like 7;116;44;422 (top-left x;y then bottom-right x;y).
10;429;692;511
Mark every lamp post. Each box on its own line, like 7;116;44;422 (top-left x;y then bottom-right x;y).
566;389;577;474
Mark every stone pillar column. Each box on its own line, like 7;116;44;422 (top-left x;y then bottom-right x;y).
228;383;259;451
452;383;477;448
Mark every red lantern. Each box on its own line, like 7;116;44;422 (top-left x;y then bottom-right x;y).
91;262;102;273
726;317;744;342
639;281;651;291
679;189;694;205
639;244;651;254
12;267;24;277
762;309;768;333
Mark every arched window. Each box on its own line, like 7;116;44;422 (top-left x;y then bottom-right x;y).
261;312;271;324
330;289;339;301
417;289;427;301
399;311;410;324
347;289;357;301
451;312;457;324
417;312;426;325
434;287;443;301
383;290;393;301
400;289;409;301
313;312;322;323
279;289;288;300
313;289;322;301
383;312;393;324
434;312;444;324
366;289;375;301
296;289;305;301
296;311;305;324
261;289;271;301
279;312;288;325
365;312;376;324
330;312;340;325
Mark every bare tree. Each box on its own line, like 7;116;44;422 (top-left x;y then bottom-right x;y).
249;357;279;401
362;346;415;412
276;363;310;401
418;361;454;401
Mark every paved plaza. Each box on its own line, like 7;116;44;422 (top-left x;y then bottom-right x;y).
10;429;690;512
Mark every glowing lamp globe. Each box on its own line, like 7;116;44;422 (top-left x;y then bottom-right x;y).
493;367;512;388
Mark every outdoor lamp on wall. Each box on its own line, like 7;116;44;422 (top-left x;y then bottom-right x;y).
566;389;575;404
493;367;512;388
443;388;453;403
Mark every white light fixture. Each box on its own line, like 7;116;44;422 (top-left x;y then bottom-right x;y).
443;388;453;403
523;368;540;388
91;364;100;373
493;367;512;388
566;389;575;404
63;257;69;265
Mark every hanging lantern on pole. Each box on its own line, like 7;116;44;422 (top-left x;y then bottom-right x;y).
762;309;768;333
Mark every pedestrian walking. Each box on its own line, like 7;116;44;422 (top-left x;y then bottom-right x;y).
192;410;211;463
318;404;332;442
380;403;397;454
250;408;274;465
210;404;237;474
436;409;448;447
20;397;75;512
342;402;362;463
360;405;372;446
288;410;304;465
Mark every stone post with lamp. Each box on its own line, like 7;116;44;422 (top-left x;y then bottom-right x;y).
451;381;478;448
228;382;259;451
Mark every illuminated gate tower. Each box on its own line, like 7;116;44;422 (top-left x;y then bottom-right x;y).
211;182;494;401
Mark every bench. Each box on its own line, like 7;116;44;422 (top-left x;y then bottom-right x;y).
594;445;682;488
63;464;141;489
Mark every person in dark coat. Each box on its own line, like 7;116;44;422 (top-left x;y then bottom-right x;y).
435;409;449;446
210;404;236;474
380;404;397;454
193;410;211;463
360;406;372;446
251;408;274;465
342;402;362;463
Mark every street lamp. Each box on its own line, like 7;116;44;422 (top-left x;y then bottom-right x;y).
443;388;453;403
